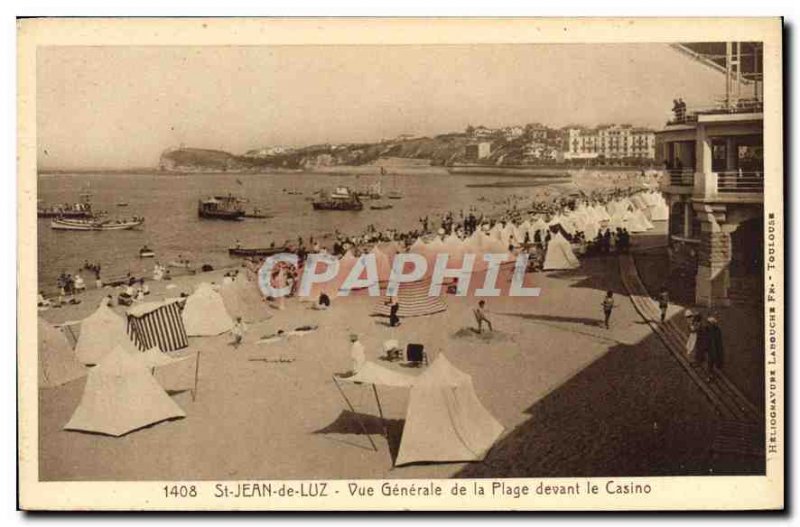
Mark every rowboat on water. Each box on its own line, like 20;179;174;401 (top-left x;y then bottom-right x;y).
50;217;144;231
139;246;156;258
228;246;289;258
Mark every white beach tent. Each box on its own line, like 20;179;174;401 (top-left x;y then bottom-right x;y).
650;195;670;221
542;232;580;271
38;317;86;388
64;344;186;436
182;282;235;336
220;274;270;323
75;301;138;366
394;354;504;466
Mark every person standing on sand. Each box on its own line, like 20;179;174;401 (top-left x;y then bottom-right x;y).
601;291;615;329
231;317;246;348
386;296;401;327
657;287;669;323
473;300;493;333
349;333;365;374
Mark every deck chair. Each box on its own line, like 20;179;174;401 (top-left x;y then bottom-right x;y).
406;343;428;367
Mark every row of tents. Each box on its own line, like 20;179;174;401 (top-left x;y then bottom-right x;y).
38;273;273;436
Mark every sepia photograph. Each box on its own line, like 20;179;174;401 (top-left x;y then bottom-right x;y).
17;17;784;511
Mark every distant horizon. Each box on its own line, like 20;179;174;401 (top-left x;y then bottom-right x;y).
38;43;726;171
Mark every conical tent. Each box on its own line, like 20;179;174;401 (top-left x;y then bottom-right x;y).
373;279;447;318
220;275;270;323
543;232;580;270
75;302;137;365
38;318;86;388
182;282;234;336
395;355;504;466
64;345;186;436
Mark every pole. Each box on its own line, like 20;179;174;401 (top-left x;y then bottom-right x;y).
332;376;378;451
192;351;201;402
371;384;393;466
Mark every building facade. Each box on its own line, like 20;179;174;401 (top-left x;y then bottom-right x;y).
564;125;656;161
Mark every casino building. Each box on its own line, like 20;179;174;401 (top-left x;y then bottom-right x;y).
656;42;765;307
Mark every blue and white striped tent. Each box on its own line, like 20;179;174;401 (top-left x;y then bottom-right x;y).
126;299;188;352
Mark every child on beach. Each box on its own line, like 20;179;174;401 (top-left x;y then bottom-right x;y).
231;317;247;348
601;291;615;329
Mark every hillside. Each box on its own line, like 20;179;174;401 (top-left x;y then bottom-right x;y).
158;134;475;172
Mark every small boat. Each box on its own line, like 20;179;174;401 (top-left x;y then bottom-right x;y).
312;186;364;211
198;194;246;220
50;217;144;231
387;191;403;200
139;246;156;258
244;208;273;219
370;202;393;210
228;246;289;258
117;202;129;207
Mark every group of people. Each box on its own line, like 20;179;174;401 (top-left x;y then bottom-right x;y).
685;311;725;382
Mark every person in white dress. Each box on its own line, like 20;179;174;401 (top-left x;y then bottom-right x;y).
349;333;365;374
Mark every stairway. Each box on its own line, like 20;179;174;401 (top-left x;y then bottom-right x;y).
618;254;762;424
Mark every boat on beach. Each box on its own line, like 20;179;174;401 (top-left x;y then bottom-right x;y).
228;246;290;258
50;217;144;231
198;195;246;220
312;186;364;211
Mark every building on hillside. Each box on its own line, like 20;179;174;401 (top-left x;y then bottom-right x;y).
657;41;764;307
563;125;656;161
472;126;497;139
523;141;562;162
502;126;525;140
464;142;493;160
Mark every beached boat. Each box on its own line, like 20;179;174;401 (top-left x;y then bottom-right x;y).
139;246;156;258
50;217;144;231
228;246;290;258
198;195;246;220
312;186;363;211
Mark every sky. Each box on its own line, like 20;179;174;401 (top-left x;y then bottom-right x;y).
37;43;725;170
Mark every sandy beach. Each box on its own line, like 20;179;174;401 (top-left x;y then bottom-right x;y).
37;224;763;481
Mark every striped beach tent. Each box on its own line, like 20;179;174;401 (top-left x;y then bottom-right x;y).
126;299;189;352
373;279;447;318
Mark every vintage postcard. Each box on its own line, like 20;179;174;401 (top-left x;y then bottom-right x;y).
17;17;784;511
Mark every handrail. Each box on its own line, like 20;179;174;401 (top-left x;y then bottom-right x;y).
716;170;764;193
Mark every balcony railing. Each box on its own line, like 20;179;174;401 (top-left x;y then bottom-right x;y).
716;171;764;194
668;168;694;186
667;98;764;125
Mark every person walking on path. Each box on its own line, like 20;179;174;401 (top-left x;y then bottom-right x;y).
601;290;615;329
473;300;493;334
706;315;725;381
684;310;700;363
694;315;710;377
657;287;670;323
